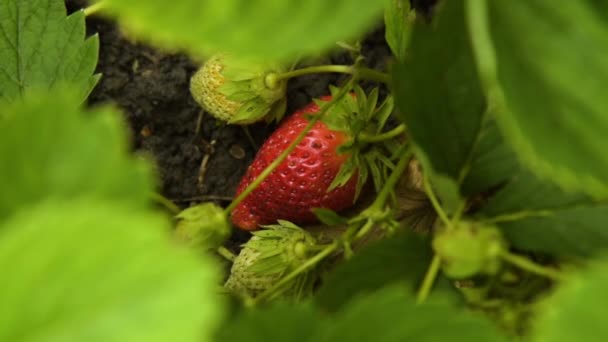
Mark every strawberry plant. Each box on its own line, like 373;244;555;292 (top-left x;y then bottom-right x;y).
1;0;608;341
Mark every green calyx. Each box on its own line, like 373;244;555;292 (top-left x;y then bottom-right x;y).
224;220;318;299
432;221;508;279
316;85;402;201
246;220;317;273
218;55;288;124
174;202;230;249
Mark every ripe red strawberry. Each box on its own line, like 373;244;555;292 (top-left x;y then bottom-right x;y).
231;95;358;230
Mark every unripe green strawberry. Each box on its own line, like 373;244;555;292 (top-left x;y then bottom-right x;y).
189;54;288;124
174;202;230;249
224;220;317;299
433;221;507;279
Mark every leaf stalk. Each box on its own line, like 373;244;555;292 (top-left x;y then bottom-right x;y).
358;124;406;143
272;65;390;84
83;2;105;16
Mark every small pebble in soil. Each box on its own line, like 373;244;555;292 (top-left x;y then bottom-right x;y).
229;145;246;160
140;125;153;137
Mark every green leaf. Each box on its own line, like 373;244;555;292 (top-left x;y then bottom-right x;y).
393;0;518;199
364;88;379;121
415;146;464;215
0;90;155;220
0;0;99;103
365;152;384;192
219;287;505;342
0;199;223;342
312;208;349;226
216;302;322;342
478;172;608;257
99;0;385;62
460;119;520;195
328;155;358;192
315;233;456;312
316;287;506;342
473;0;608;197
393;0;483;180
533;260;608;341
230;98;270;124
384;0;412;60
374;96;394;134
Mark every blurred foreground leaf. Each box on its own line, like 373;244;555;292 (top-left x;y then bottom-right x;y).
99;0;384;61
0;199;223;342
317;287;505;342
0;90;154;220
533;260;608;341
219;287;504;342
216;302;322;342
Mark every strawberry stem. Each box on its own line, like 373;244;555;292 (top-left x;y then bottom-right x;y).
336;41;361;53
416;168;461;303
371;146;412;209
500;250;565;281
150;192;181;214
423;172;452;229
270;65;390;84
224;80;356;215
83;2;105;16
351;148;412;240
358;124;406;143
217;246;236;261
353;218;375;241
416;254;442;304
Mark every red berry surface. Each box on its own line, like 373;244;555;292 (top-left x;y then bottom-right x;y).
231;96;358;230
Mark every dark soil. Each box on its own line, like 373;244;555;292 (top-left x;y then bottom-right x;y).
66;1;393;244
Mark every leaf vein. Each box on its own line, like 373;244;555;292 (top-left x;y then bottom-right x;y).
49;14;78;88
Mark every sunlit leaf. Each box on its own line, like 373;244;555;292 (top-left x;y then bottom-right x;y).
533;260;608;341
0;90;154;220
98;0;385;62
0;199;223;342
